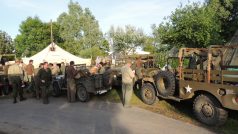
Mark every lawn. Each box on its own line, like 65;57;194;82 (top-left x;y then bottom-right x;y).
93;88;238;134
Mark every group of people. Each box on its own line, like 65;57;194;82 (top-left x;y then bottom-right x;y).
5;60;52;104
1;56;143;108
1;59;70;104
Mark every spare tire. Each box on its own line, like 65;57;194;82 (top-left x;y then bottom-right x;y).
102;69;113;88
155;71;175;97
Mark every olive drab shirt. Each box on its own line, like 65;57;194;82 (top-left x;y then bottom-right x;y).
121;64;135;84
66;65;78;79
8;63;24;80
38;68;52;86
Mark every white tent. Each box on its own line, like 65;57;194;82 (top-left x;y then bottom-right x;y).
22;43;91;67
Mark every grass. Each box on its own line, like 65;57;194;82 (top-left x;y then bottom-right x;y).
93;88;238;134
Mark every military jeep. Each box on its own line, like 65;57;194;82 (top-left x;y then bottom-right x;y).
52;64;113;102
141;45;238;126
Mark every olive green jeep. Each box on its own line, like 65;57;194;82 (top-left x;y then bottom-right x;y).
141;45;238;126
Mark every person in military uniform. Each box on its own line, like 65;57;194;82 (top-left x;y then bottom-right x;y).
121;59;135;108
38;62;52;104
8;59;27;103
2;61;10;96
60;62;66;75
98;62;105;74
25;60;35;96
66;61;78;102
34;63;43;99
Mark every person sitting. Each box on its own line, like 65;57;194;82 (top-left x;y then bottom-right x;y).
98;62;105;74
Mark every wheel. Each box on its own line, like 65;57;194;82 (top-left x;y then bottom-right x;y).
155;71;175;97
141;83;156;105
193;94;228;126
77;85;90;102
52;81;61;97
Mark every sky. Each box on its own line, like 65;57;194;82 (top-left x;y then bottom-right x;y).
0;0;204;39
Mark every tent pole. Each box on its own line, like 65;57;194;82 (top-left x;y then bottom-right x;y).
50;20;53;44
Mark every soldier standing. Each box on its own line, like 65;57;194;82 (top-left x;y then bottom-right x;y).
8;59;27;103
60;62;66;75
2;62;9;96
25;60;35;96
34;63;43;99
51;63;60;76
38;62;52;104
66;61;78;102
121;59;135;108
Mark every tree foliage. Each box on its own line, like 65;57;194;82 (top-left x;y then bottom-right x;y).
206;0;238;41
57;1;106;58
155;2;223;48
108;25;146;55
154;0;238;48
0;30;14;54
14;16;62;57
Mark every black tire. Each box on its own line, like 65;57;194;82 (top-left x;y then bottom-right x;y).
193;94;228;126
77;85;90;102
141;83;156;105
155;71;175;97
52;81;61;97
103;69;113;88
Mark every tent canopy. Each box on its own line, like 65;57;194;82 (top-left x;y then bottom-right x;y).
23;43;91;67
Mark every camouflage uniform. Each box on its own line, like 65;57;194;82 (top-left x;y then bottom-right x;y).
8;63;26;103
121;63;135;107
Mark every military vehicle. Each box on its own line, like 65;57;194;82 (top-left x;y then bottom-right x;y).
111;54;159;87
140;45;238;126
52;64;113;102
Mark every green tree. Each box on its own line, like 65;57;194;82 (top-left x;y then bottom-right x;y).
14;16;62;57
155;2;223;48
57;1;105;58
0;30;14;54
108;25;146;55
206;0;238;41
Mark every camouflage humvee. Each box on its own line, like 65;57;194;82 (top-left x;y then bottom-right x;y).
140;45;238;126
